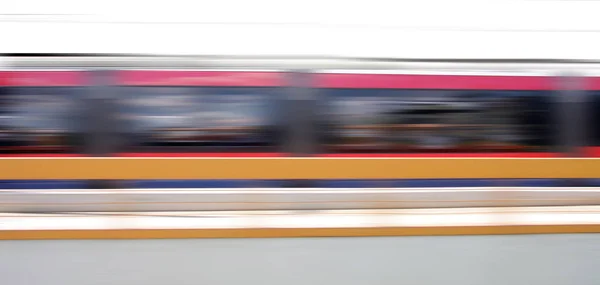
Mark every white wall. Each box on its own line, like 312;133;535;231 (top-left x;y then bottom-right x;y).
1;234;599;285
2;0;600;59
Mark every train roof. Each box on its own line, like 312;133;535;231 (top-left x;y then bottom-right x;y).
4;55;600;76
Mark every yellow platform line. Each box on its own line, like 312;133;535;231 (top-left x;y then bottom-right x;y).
1;224;600;240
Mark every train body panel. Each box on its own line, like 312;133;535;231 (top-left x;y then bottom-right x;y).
1;56;598;188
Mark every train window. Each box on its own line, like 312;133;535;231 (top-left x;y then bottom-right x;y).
318;74;556;155
118;76;284;155
0;86;84;155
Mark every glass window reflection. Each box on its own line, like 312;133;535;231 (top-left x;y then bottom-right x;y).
0;87;82;154
120;86;282;153
321;89;554;153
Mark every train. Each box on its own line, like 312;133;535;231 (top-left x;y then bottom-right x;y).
1;55;600;188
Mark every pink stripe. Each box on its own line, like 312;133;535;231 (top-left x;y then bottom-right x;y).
118;152;557;158
116;152;286;157
584;147;600;157
317;74;553;90
118;71;285;87
0;154;84;157
6;149;600;158
586;77;600;90
321;153;558;158
0;71;86;87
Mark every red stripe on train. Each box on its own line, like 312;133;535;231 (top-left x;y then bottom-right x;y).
116;152;560;158
317;74;554;90
320;153;558;158
584;147;600;157
116;152;286;157
0;71;86;86
5;149;600;158
0;154;84;157
0;153;286;158
0;152;558;158
585;77;600;90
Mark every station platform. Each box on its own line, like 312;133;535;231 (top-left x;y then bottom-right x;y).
1;206;599;240
1;187;600;213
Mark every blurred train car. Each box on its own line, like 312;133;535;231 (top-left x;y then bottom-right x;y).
311;69;567;188
113;69;290;188
1;55;598;188
0;69;88;189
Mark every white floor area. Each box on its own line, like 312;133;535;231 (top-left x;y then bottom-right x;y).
1;206;599;230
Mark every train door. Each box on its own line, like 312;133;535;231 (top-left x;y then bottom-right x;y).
281;71;320;187
580;73;600;186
